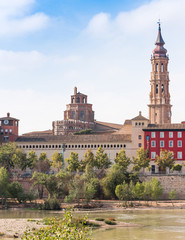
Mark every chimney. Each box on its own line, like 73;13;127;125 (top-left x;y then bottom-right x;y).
74;87;77;95
7;112;10;117
139;111;142;116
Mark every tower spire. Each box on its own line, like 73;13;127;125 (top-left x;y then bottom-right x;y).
153;21;167;57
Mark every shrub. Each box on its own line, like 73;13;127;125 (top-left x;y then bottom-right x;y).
172;164;182;172
95;218;104;221
39;198;61;210
73;218;100;228
73;129;93;135
104;219;117;225
169;190;177;201
22;209;92;240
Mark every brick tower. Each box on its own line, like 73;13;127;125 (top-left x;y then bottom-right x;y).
148;22;172;124
0;113;19;142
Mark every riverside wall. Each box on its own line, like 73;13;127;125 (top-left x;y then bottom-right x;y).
140;174;185;199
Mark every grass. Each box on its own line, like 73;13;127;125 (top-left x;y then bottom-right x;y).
27;219;37;222
95;218;105;221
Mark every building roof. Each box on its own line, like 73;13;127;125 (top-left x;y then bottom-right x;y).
95;121;123;131
124;120;132;125
22;130;53;136
0;113;19;121
131;111;149;121
15;133;132;143
143;123;185;131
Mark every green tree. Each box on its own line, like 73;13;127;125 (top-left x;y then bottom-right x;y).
155;150;175;172
95;147;111;169
34;152;51;173
66;152;80;172
0;167;10;206
101;164;128;198
26;150;38;169
51;151;63;172
32;172;58;199
133;182;144;202
114;150;131;171
115;181;132;207
132;148;150;173
0;143;27;171
56;170;72;198
143;181;152;202
64;174;84;203
169;190;177;206
84;178;99;204
9;181;26;203
150;177;163;203
80;150;95;171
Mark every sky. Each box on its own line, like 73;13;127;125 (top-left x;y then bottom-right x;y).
0;0;185;134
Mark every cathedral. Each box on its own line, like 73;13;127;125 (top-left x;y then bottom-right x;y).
15;23;185;171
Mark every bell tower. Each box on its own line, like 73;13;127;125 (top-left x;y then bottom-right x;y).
148;22;172;124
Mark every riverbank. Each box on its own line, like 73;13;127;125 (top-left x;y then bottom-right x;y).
1;200;185;239
0;218;45;239
61;199;185;210
1;199;185;211
0;218;140;239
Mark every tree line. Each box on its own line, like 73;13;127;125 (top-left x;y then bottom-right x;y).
0;143;181;208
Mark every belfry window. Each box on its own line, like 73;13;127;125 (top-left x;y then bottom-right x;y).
156;63;158;72
156;85;158;94
72;111;76;119
161;63;164;72
161;84;164;93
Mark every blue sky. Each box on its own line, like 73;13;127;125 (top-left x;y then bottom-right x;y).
0;0;185;134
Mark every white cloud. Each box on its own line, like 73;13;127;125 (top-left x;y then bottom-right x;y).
85;0;185;37
86;13;111;37
0;0;49;36
1;0;185;134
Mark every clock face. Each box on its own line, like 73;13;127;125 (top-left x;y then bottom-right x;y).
4;120;9;125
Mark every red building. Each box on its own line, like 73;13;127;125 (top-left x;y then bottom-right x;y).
0;113;19;142
143;123;185;172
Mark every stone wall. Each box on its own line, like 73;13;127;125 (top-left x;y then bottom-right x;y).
140;175;185;199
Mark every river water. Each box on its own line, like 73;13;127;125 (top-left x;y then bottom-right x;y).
0;208;185;239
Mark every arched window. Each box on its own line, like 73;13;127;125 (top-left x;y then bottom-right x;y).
156;63;158;72
162;84;164;93
161;63;164;72
77;97;80;103
83;97;86;103
72;98;75;103
156;85;158;94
